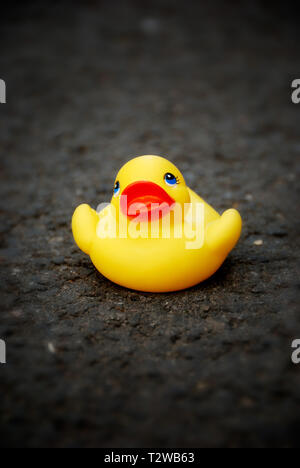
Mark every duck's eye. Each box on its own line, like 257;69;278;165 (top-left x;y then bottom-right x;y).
164;173;178;186
113;181;120;196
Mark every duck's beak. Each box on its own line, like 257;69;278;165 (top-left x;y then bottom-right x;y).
120;181;175;219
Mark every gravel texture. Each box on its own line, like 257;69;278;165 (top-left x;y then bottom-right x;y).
0;0;299;448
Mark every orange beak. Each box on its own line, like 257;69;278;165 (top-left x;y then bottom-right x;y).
120;181;175;220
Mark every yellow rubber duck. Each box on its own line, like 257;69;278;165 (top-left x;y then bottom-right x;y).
72;155;242;292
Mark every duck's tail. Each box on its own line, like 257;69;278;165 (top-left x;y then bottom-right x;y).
205;208;242;256
72;204;99;255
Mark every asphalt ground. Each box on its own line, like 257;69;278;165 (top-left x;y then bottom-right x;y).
0;0;299;448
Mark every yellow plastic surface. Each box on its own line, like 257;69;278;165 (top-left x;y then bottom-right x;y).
72;155;242;292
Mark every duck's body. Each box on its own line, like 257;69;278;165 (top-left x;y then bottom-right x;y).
72;155;242;292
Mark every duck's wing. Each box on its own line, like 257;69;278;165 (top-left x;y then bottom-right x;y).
72;204;99;255
205;208;242;255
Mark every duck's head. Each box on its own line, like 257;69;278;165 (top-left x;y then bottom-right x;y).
111;155;190;220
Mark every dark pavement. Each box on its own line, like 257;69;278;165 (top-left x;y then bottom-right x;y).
0;0;299;447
